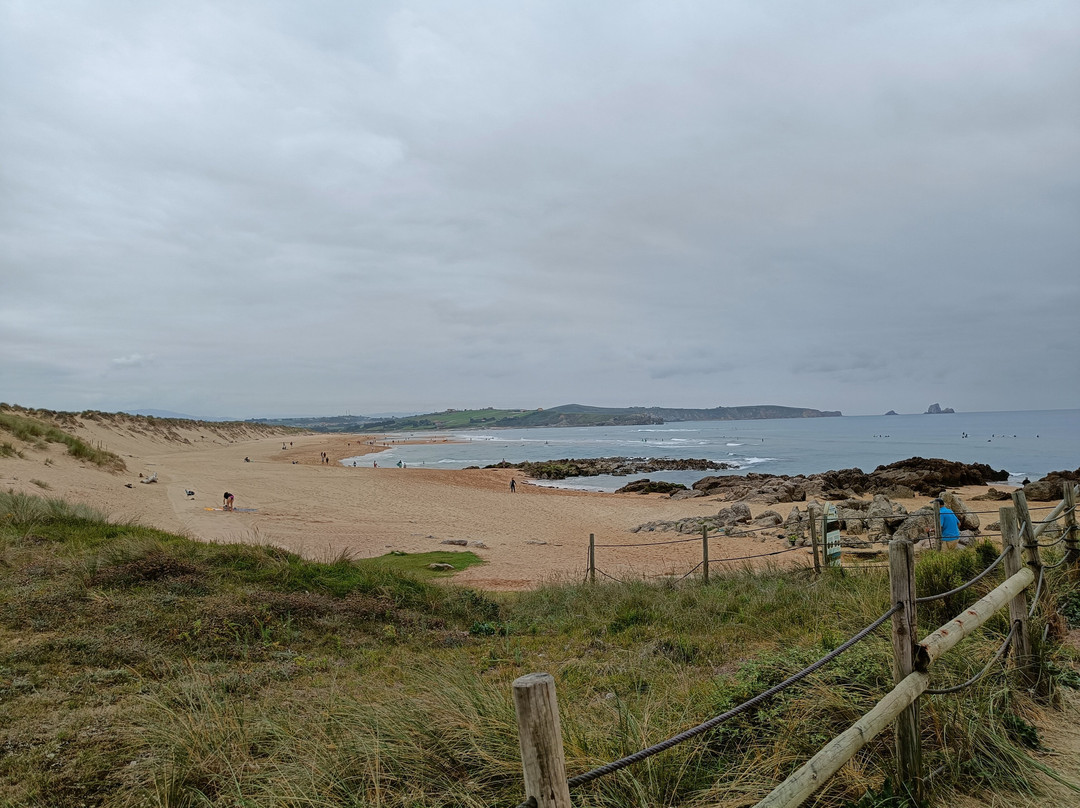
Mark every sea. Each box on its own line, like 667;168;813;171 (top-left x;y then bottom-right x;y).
341;409;1080;494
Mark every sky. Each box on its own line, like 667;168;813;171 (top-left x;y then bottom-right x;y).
2;1;1078;419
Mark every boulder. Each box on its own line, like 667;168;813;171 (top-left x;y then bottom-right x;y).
941;493;979;531
716;503;752;526
1025;469;1080;501
892;508;936;542
752;510;783;528
614;479;688;495
972;487;1013;501
670;489;705;500
866;494;905;541
440;539;468;546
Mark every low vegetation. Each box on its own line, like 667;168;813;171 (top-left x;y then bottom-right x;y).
1;490;1077;807
0;409;125;471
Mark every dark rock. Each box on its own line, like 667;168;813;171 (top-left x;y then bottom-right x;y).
496;456;736;480
752;510;783;528
440;539;468;546
870;457;1007;496
690;457;1006;501
1025;469;1080;501
972;487;1013;501
884;410;898;416
716;503;753;526
615;479;689;495
925;403;955;414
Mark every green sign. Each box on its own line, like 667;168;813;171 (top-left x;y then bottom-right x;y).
823;504;842;567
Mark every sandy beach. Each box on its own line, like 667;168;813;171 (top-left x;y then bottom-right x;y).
1;416;1039;589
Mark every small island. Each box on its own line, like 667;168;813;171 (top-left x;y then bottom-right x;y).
925;403;955;414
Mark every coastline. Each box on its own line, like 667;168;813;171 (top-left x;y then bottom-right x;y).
0;419;1063;591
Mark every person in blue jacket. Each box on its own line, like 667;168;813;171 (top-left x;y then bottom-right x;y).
935;498;960;549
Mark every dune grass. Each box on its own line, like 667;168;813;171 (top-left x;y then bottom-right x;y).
0;410;126;471
0;491;1077;807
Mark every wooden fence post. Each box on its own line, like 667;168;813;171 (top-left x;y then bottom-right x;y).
809;506;821;574
513;673;573;808
889;539;922;800
588;534;595;585
1012;490;1044;581
1001;507;1034;686
1062;483;1079;569
702;525;710;584
932;499;943;551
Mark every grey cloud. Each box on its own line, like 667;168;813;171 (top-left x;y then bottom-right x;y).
1;1;1077;416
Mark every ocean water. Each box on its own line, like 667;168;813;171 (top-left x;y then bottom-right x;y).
341;409;1080;493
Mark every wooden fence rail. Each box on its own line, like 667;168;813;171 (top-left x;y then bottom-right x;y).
511;484;1079;808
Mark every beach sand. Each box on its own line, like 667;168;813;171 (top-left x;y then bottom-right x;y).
0;418;1045;590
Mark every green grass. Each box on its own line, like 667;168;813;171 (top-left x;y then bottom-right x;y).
0;491;1077;807
0;410;125;471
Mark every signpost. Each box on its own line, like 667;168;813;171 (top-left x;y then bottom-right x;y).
823;504;842;567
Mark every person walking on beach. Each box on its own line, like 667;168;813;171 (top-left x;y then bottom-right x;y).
935;498;960;550
223;492;235;511
510;478;517;493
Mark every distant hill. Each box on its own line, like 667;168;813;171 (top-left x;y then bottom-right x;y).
253;404;841;433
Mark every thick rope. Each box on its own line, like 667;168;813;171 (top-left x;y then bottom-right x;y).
1028;566;1046;617
564;604;900;787
593;535;706;548
914;548;1009;604
706;546;803;564
924;625;1016;695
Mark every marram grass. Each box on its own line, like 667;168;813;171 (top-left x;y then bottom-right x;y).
0;492;1076;807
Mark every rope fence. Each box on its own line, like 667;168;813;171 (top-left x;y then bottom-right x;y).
924;624;1016;695
915;548;1009;604
508;482;1080;808
564;605;900;787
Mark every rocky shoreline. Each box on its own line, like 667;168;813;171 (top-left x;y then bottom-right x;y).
482;457;735;480
626;459;1079;554
668;457;1010;502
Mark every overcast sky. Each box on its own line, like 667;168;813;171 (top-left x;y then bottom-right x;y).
2;1;1078;418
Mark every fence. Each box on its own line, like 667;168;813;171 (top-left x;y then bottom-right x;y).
582;495;1045;584
585;523;808;585
509;483;1080;808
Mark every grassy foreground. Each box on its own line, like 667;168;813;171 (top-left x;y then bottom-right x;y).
1;491;1077;808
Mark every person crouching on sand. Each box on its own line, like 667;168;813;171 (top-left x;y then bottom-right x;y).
223;492;234;511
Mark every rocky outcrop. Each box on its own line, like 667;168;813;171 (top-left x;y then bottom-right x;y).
688;457;1007;502
925;403;955;414
633;492;982;551
1024;469;1080;501
615;479;688;495
867;457;1007;495
496;457;736;480
632;503;752;535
